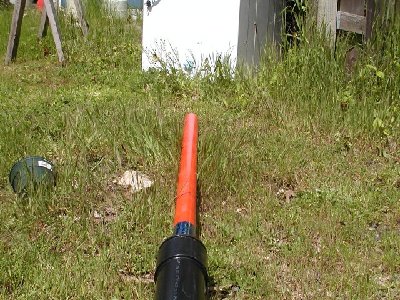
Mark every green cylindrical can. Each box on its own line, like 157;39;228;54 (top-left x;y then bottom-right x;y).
9;156;56;194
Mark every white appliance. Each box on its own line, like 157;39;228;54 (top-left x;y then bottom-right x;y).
142;0;284;72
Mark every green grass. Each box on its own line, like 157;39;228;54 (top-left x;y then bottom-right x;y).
0;2;399;299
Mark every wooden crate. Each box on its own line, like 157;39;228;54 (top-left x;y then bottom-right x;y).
317;0;376;42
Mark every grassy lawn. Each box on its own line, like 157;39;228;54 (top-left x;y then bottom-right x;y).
0;2;399;299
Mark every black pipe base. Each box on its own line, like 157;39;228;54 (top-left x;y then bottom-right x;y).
155;235;208;300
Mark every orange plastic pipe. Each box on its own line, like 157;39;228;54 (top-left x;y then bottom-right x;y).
173;113;198;227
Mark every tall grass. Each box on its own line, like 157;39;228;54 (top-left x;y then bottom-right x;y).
256;0;399;139
0;1;399;299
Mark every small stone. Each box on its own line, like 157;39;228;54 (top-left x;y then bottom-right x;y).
93;210;102;219
117;170;154;193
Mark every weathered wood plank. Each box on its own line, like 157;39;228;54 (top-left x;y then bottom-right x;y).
262;0;284;45
317;0;337;43
43;0;64;63
337;11;366;34
5;0;27;64
237;0;253;66
237;0;283;67
365;0;375;40
38;7;49;38
254;0;284;64
339;0;364;15
72;0;89;37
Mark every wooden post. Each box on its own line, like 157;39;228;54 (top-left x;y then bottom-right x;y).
4;0;88;64
43;0;64;63
365;0;375;40
237;0;284;67
4;0;27;65
38;8;49;38
317;0;337;43
73;0;89;37
39;0;88;39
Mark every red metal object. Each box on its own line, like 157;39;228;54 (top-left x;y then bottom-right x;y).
173;113;198;228
37;0;44;10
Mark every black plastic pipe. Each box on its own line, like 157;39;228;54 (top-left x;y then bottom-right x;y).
155;235;208;300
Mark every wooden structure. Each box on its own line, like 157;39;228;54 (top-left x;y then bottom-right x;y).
237;0;284;66
5;0;88;65
317;0;376;43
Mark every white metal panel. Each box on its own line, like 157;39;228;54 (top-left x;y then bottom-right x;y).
142;0;241;72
